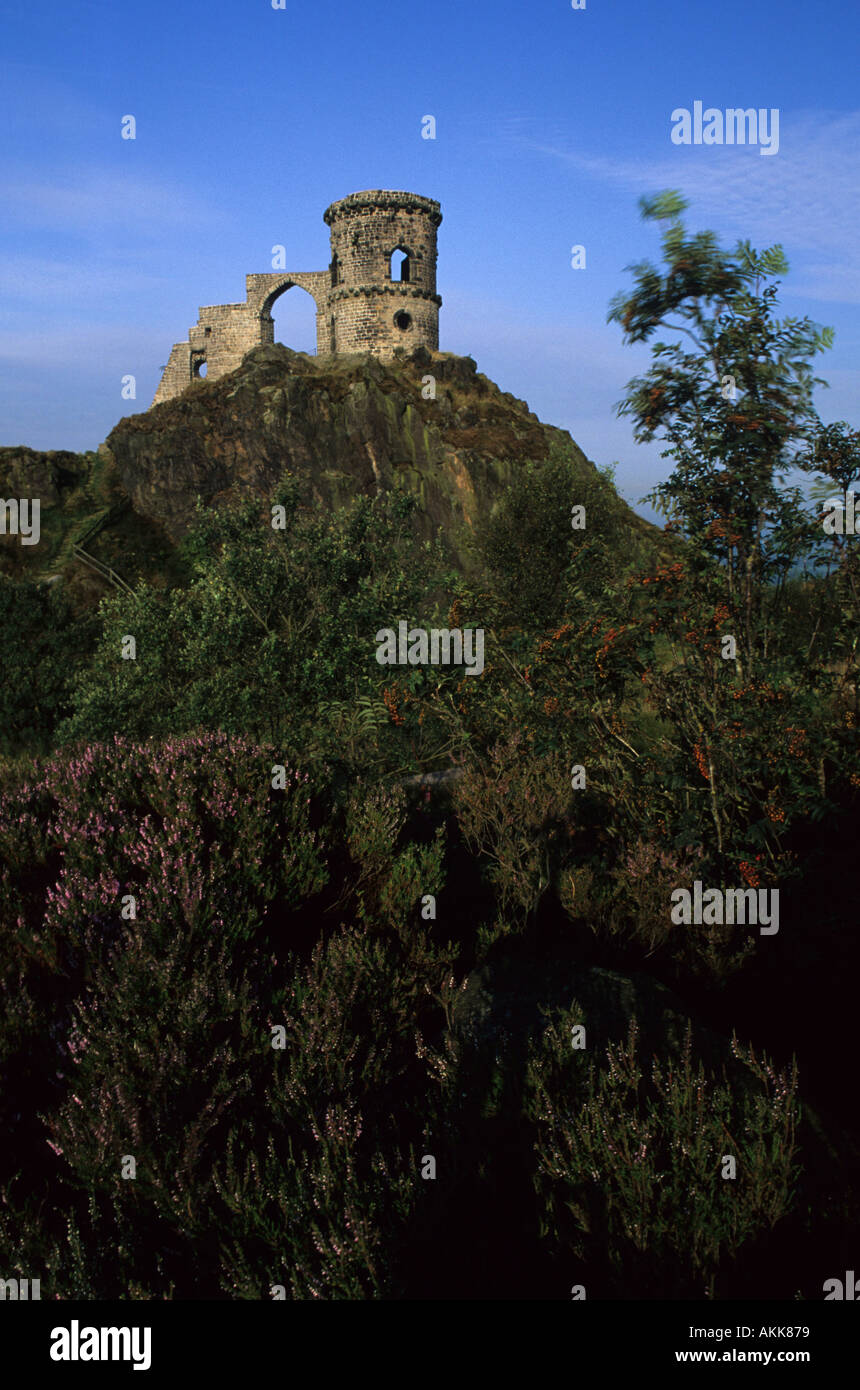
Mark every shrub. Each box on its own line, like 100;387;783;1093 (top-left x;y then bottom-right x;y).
607;837;756;983
0;732;329;957
525;1003;801;1297
451;733;575;928
213;926;454;1299
0;739;459;1298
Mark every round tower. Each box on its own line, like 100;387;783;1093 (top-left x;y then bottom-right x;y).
323;190;442;356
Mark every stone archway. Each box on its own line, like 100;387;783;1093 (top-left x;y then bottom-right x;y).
260;280;319;354
245;271;330;356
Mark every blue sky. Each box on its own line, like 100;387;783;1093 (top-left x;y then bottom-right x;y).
1;0;858;518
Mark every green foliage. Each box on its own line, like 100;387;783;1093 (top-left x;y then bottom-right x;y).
345;780;447;941
0;577;96;754
451;733;576;929
609;188;835;676
346;781;409;884
59;481;450;760
525;1004;801;1297
796;421;860;691
474;438;632;631
376;831;446;937
600;191;858;884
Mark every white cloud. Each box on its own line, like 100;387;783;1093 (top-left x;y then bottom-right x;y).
0;256;170;305
0;323;166;369
0;169;224;234
504;111;860;304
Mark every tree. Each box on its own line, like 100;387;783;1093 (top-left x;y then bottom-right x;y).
473;437;631;632
608;189;834;677
607;192;854;879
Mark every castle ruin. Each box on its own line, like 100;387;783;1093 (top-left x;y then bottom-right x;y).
153;190;443;405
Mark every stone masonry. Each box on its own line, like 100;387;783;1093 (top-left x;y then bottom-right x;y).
153;190;443;405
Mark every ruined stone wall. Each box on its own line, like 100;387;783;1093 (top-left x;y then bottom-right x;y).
152;301;256;406
152;191;442;406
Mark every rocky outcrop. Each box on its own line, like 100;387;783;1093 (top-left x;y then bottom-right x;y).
3;343;654;589
0;447;83;507
102;344;599;556
0;449;92;578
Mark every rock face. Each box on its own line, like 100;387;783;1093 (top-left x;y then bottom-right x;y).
0;448;82;507
103;344;600;556
4;344;653;591
0;448;94;579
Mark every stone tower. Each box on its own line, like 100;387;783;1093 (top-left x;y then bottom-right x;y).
152;190;442;405
323;190;442;356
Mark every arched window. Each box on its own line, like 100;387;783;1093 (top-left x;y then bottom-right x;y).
390;247;411;283
268;284;317;355
330;254;340;287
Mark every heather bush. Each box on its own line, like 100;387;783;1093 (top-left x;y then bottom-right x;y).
345;781;409;888
0;734;331;1295
451;733;576;929
0;735;464;1297
0;904;459;1297
0;733;329;959
0;925;265;1297
606;837;756;983
376;831;446;937
46;925;261;1215
525;1003;801;1297
213;926;457;1299
345;781;447;942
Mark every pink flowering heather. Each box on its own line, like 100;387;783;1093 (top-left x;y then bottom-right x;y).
0;732;329;951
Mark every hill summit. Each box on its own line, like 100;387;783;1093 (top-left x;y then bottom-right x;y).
106;345;634;546
2;345;653;595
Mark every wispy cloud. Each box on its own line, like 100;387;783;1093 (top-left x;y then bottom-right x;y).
0;169;226;234
0;323;167;369
502;111;860;304
0;256;170;306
